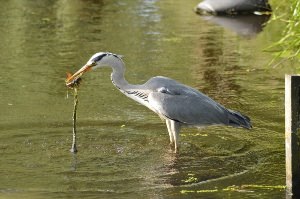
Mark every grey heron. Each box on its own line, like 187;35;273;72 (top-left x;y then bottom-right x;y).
66;52;252;153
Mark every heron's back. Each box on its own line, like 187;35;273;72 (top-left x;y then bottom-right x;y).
144;76;251;128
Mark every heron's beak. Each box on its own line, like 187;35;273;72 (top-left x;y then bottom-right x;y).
65;64;92;84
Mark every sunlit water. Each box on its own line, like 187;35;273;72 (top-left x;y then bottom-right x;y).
0;0;296;198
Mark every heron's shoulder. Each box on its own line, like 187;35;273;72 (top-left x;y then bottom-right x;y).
144;76;201;96
149;76;177;82
145;76;183;86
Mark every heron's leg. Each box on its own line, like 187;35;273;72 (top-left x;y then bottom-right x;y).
166;119;174;144
170;120;181;153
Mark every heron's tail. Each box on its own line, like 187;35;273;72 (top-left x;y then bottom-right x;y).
228;109;252;129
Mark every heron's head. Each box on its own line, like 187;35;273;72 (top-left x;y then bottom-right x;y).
65;52;123;85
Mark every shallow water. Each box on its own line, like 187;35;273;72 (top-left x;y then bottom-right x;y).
0;0;296;198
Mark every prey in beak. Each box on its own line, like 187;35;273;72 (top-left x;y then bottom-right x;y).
65;64;92;88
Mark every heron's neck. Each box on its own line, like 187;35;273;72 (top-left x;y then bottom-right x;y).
108;58;130;90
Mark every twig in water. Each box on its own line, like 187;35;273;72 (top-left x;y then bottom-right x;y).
70;87;79;153
65;73;82;153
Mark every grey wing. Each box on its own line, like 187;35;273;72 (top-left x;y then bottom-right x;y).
148;89;230;126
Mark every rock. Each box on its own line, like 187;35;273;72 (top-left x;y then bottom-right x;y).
196;0;272;15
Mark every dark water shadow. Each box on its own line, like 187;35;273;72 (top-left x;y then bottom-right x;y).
200;15;271;38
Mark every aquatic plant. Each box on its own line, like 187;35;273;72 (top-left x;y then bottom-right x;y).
182;174;199;183
180;184;286;194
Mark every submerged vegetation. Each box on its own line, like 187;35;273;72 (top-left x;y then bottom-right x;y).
270;1;300;64
180;184;286;194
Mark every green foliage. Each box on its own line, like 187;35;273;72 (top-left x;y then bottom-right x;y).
271;1;300;63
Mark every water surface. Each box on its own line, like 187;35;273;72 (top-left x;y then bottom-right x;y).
0;0;295;198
